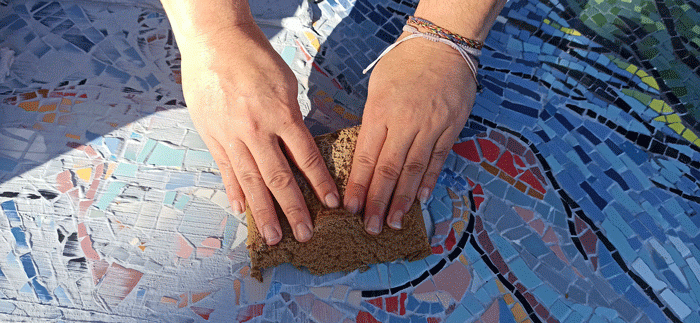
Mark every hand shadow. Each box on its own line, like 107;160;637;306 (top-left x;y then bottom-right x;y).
0;0;303;185
303;0;419;136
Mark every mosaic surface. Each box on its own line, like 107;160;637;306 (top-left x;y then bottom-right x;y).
1;0;700;322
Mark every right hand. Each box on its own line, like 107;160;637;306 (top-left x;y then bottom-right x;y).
179;23;339;245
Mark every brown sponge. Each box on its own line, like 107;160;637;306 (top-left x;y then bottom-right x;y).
246;126;432;281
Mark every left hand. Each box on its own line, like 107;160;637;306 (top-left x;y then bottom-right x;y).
344;32;478;234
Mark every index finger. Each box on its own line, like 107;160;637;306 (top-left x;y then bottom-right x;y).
247;134;314;243
280;122;340;208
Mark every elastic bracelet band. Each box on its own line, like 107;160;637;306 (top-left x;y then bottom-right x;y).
407;16;483;50
363;25;481;91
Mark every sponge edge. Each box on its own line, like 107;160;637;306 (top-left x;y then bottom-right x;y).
246;126;432;282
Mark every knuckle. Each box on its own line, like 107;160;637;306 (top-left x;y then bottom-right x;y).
238;171;264;186
346;181;368;196
392;194;412;207
282;205;306;219
403;161;427;176
298;151;325;171
432;147;450;160
250;206;275;220
239;118;263;135
354;154;377;168
367;198;388;211
266;170;295;190
376;163;401;181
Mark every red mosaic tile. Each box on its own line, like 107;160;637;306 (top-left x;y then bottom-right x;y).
356;311;381;323
519;170;546;194
474;196;485;210
524;292;537;304
367;297;383;309
535;304;550;318
477;138;501;162
237;304;264;322
191;306;214;320
513;154;526;168
475;216;484;233
473;184;484;196
478;232;494;254
426;318;441;323
445;229;456;251
385;296;398;314
575;217;587;234
497;151;519;177
515;282;527;293
591;256;599;271
525;150;536;165
531;167;546;184
489;130;507;146
506;137;526;156
432;245;444;254
490;250;509;273
580;229;598;255
452;140;480;162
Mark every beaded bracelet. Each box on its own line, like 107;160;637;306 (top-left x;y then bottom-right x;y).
363;20;482;91
407;16;483;51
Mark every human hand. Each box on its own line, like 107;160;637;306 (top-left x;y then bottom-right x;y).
344;33;477;234
180;23;339;245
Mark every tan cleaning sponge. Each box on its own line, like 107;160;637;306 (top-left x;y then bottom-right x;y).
246;126;431;281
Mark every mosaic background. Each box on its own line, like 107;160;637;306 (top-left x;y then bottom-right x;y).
1;0;700;322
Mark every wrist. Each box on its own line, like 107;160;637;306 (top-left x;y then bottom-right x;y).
413;0;506;42
177;21;273;63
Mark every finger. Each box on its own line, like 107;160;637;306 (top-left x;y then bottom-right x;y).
247;134;314;243
204;137;246;214
386;131;438;230
418;126;460;203
344;124;388;215
363;128;417;235
280;122;340;208
228;140;283;245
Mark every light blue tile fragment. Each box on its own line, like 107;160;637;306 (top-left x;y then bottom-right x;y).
388;263;410;286
136;139;157;163
95;182;126;209
163;191;176;206
54;285;73;306
509;258;542;289
173;194;190;210
104;137;122;155
113;163;138;178
147;142;185;167
445;305;470;323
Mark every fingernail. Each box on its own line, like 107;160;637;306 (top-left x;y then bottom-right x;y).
325;192;340;208
366;215;382;235
295;222;312;242
346;197;360;214
262;224;280;245
232;201;243;214
389;210;403;230
419;187;431;203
